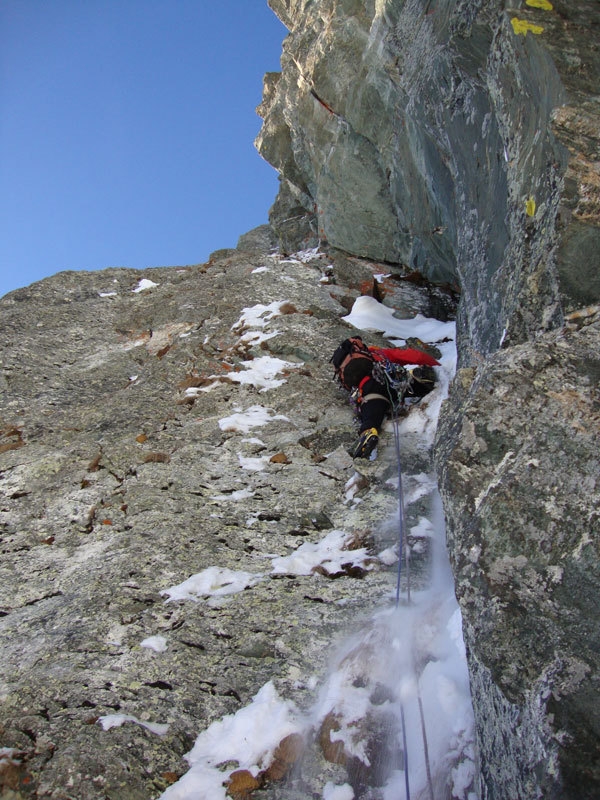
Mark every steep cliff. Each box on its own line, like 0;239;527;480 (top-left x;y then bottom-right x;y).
1;1;598;798
256;0;599;797
258;0;599;354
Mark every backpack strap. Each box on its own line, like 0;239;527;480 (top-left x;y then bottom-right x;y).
332;338;375;391
337;351;374;390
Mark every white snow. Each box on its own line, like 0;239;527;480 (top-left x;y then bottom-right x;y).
342;295;455;345
270;529;372;576
218;405;289;433
184;382;221;396
159;682;303;800
239;328;280;347
343;471;365;503
140;635;168;653
210;487;256;502
378;547;399;565
232;300;290;332
238;453;270;472
98;714;169;736
285;247;320;263
132;278;159;293
402;472;437;504
410;516;435;538
226;355;300;391
323;783;355;800
314;594;477;800
160;566;262;604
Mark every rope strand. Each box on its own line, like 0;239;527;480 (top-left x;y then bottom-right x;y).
418;693;435;800
385;369;434;799
393;416;405;607
400;702;411;800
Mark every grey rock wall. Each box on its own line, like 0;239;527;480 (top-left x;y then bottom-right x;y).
258;0;599;357
435;309;600;799
1;0;598;796
0;243;451;798
257;0;600;797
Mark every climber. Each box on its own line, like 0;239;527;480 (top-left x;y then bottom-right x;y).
331;336;440;459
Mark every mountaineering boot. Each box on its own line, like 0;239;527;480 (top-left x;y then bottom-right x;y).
350;427;379;459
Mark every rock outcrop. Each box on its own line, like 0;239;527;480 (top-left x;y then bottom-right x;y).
256;0;599;797
435;309;599;799
258;0;599;354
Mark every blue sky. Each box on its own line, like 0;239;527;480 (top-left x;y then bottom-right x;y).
0;1;287;298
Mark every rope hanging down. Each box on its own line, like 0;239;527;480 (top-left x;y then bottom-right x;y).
387;386;434;800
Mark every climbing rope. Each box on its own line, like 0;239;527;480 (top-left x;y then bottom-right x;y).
380;372;410;608
418;694;435;800
385;374;434;800
391;413;410;606
400;702;411;800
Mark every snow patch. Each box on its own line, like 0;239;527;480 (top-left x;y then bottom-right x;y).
323;783;355;800
342;295;455;345
270;530;372;576
239;329;280;347
132;278;159;293
218;405;289;433
160;567;262;604
98;714;169;736
140;635;168;653
158;682;303;800
238;453;270;472
210;488;256;502
226;355;300;391
232;300;290;332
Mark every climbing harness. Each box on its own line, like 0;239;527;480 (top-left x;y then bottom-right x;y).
374;360;410;411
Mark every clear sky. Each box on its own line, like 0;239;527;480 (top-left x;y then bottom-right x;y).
0;1;287;299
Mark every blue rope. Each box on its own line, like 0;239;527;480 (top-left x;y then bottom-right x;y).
387;372;437;800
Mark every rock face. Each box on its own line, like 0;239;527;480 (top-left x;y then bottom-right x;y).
1;1;599;798
0;246;452;798
435;310;599;799
258;0;599;356
256;0;600;798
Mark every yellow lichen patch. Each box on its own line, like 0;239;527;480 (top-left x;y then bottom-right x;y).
511;17;544;35
526;196;536;217
526;0;553;10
